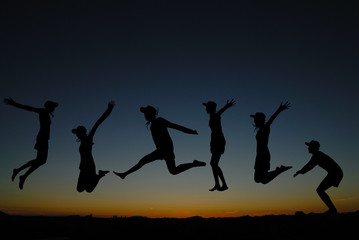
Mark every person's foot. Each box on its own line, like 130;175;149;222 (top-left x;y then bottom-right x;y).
218;185;229;191
209;185;220;191
12;168;20;182
19;175;25;190
99;170;110;178
113;171;126;179
279;165;292;173
193;160;206;167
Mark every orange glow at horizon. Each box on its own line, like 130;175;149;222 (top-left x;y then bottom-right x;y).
2;198;358;218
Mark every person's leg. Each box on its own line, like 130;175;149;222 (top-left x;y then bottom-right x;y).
216;157;228;191
255;166;292;184
85;170;110;193
209;153;228;191
209;154;220;191
85;175;101;193
254;168;267;183
12;159;36;181
166;157;206;175
18;150;48;189
317;176;337;213
114;151;159;179
218;169;228;191
77;171;87;192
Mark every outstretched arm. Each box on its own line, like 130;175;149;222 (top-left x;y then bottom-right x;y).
165;119;198;135
4;98;41;113
88;101;115;139
293;157;317;177
266;101;290;127
217;99;236;115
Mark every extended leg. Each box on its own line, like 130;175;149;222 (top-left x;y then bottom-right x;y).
19;160;46;190
12;159;36;182
18;149;48;189
166;158;206;175
114;151;158;179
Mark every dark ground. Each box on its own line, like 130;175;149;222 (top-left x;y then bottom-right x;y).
1;211;358;240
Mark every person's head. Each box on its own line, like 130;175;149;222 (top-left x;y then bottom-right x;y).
72;126;87;141
140;106;158;122
202;101;217;114
44;101;59;114
250;112;266;128
305;140;320;153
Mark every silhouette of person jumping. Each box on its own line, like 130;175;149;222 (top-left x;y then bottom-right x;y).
251;101;292;184
72;101;115;193
4;98;59;189
203;99;236;191
114;106;206;179
294;140;343;214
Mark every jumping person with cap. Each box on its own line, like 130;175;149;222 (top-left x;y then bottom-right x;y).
72;101;114;193
294;140;343;214
251;101;292;184
114;105;206;179
203;99;236;191
4;97;59;189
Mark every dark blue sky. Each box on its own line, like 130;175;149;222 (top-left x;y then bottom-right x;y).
1;1;358;217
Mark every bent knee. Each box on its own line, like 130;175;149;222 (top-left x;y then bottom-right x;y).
168;167;180;175
254;173;263;184
169;170;179;175
316;187;325;194
254;176;269;184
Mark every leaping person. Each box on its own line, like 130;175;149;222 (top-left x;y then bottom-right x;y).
203;99;236;191
114;106;206;179
72;101;114;193
5;98;58;190
251;101;292;184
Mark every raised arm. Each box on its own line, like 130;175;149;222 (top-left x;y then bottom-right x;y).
266;101;290;127
4;98;41;113
217;99;236;116
88;101;115;139
165;119;198;135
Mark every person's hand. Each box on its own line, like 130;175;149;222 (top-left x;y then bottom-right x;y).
226;99;236;108
279;101;291;111
4;97;15;106
108;101;115;109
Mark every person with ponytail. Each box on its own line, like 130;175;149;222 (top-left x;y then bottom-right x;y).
72;101;114;193
114;105;206;179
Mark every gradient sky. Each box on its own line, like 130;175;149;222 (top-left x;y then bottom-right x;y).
1;1;358;218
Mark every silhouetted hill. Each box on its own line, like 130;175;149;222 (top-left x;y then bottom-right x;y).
1;211;358;239
0;210;9;217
